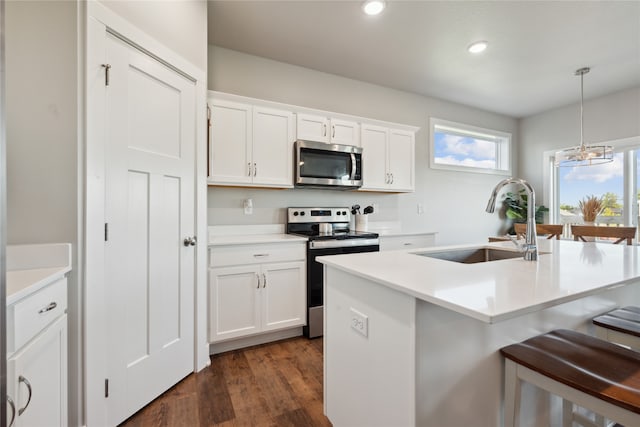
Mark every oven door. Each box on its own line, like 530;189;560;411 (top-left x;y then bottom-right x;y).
295;140;362;188
305;242;379;337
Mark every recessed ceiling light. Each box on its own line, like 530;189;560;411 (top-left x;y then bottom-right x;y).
467;41;488;54
362;0;386;16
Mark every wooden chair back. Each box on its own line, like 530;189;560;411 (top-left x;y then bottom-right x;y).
571;225;636;245
514;223;563;240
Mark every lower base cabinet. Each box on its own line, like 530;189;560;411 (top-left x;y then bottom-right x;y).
6;277;68;427
208;248;306;343
7;315;67;427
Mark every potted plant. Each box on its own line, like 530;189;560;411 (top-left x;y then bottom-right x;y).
502;189;549;234
579;195;603;224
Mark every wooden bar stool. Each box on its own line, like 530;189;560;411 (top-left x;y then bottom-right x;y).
514;223;564;240
593;306;640;352
571;225;636;245
500;329;640;427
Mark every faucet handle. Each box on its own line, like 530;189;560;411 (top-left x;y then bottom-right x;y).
506;234;526;251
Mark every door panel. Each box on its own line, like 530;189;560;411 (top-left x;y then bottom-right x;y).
105;33;195;424
209;266;261;341
389;129;414;191
210;100;252;183
262;262;306;331
252;106;294;187
360;124;388;190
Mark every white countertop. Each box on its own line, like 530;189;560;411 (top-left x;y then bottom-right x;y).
6;243;72;305
318;239;640;323
208;224;307;246
209;233;308;246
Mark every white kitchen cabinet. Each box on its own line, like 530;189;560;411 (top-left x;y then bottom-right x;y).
360;124;415;192
208;243;306;343
296;113;360;146
209;99;294;188
380;234;436;251
6;278;68;427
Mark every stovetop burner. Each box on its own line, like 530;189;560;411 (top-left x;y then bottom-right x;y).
286;207;379;241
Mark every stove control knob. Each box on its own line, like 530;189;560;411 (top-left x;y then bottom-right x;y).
300;212;305;216
342;211;347;215
336;211;341;215
293;211;299;216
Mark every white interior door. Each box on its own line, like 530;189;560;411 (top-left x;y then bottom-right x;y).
104;33;195;425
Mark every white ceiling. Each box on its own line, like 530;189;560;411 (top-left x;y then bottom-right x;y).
208;1;640;118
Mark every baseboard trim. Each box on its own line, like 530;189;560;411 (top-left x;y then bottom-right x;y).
209;327;303;354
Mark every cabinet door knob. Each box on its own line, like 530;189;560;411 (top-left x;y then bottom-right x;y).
183;236;197;247
18;376;32;416
7;395;16;427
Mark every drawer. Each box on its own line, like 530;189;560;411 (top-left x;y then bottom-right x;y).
8;277;67;353
380;234;436;251
210;243;305;267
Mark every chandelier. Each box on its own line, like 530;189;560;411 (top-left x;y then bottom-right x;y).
555;67;613;167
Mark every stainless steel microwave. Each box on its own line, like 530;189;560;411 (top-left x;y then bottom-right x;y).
295;140;363;189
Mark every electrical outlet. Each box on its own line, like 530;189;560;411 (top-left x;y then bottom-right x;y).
244;198;253;215
350;308;368;337
417;203;425;214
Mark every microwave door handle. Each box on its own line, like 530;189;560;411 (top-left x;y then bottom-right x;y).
350;153;357;181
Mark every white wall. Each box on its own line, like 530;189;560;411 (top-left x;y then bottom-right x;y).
5;2;82;426
100;0;208;71
208;46;519;244
519;87;640;198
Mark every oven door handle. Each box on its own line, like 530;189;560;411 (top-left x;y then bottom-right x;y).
350;153;357;181
309;238;379;249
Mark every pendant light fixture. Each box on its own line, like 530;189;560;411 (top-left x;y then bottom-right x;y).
555;67;613;167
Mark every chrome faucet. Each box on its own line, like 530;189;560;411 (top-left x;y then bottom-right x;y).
486;178;538;261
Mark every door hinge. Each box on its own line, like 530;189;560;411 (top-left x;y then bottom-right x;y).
105;379;109;398
101;64;111;86
104;223;109;242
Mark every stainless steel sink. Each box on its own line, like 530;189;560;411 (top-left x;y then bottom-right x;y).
414;248;524;264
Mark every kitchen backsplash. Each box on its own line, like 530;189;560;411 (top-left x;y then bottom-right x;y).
207;186;401;225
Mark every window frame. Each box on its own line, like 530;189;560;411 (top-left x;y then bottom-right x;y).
543;135;640;228
429;117;512;176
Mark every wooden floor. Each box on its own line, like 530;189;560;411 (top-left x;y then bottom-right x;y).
120;337;332;427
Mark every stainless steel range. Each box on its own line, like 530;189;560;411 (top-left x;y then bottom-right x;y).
287;207;379;338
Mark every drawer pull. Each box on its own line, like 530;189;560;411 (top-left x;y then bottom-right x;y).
7;395;16;427
253;254;269;258
18;376;32;416
403;243;413;246
38;302;58;314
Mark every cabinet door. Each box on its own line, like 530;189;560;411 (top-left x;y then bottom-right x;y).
330;118;360;146
209;99;253;184
209;266;261;342
360;124;389;191
9;315;67;427
388;129;415;192
252;106;294;187
261;262;306;332
296;113;329;143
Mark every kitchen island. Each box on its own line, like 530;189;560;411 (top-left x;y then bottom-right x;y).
318;239;640;427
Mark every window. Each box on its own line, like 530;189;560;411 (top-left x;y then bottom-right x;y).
545;136;640;241
429;118;511;175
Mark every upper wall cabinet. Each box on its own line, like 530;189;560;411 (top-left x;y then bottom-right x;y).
209;98;294;188
296;113;360;146
360;124;415;192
